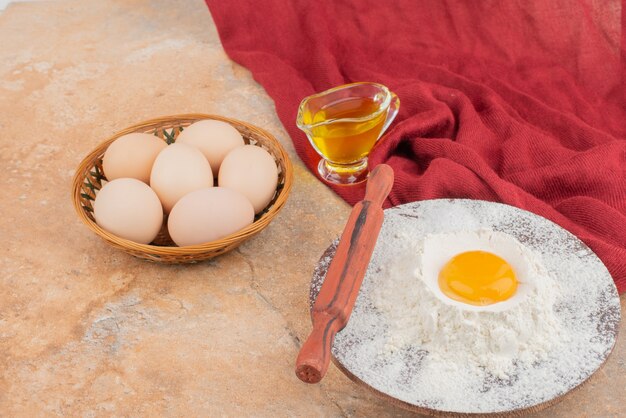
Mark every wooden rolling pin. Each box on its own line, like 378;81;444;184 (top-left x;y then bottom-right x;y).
295;164;394;384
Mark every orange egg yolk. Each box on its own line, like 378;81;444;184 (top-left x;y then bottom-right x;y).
438;251;517;306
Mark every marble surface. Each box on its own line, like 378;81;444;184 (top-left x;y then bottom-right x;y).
0;1;55;12
0;0;623;416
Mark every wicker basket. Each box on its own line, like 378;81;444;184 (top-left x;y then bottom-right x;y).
72;113;293;263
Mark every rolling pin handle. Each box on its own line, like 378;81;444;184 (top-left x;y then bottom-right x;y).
364;164;394;207
295;313;340;384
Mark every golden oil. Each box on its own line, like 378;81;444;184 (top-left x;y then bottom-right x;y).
303;97;387;164
296;82;399;184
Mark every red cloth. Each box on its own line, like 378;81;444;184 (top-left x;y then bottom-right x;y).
206;0;626;293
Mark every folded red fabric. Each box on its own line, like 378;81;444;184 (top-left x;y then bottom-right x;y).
205;0;626;293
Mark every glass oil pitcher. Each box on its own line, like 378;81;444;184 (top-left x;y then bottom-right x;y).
296;82;400;185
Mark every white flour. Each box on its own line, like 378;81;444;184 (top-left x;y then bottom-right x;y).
315;199;620;413
373;229;563;378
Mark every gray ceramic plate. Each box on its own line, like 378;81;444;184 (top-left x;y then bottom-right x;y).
310;199;620;416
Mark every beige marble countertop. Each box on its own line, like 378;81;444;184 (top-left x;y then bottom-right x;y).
0;0;624;416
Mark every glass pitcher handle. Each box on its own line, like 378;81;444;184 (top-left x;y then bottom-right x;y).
381;92;400;137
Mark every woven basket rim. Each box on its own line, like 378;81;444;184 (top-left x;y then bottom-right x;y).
71;113;293;258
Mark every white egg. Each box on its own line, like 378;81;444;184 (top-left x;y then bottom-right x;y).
93;178;163;244
218;145;278;214
150;143;214;213
102;133;167;183
168;187;254;246
417;229;534;312
176;120;245;177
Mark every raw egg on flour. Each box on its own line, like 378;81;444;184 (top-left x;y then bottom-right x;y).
418;230;531;312
438;250;518;306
